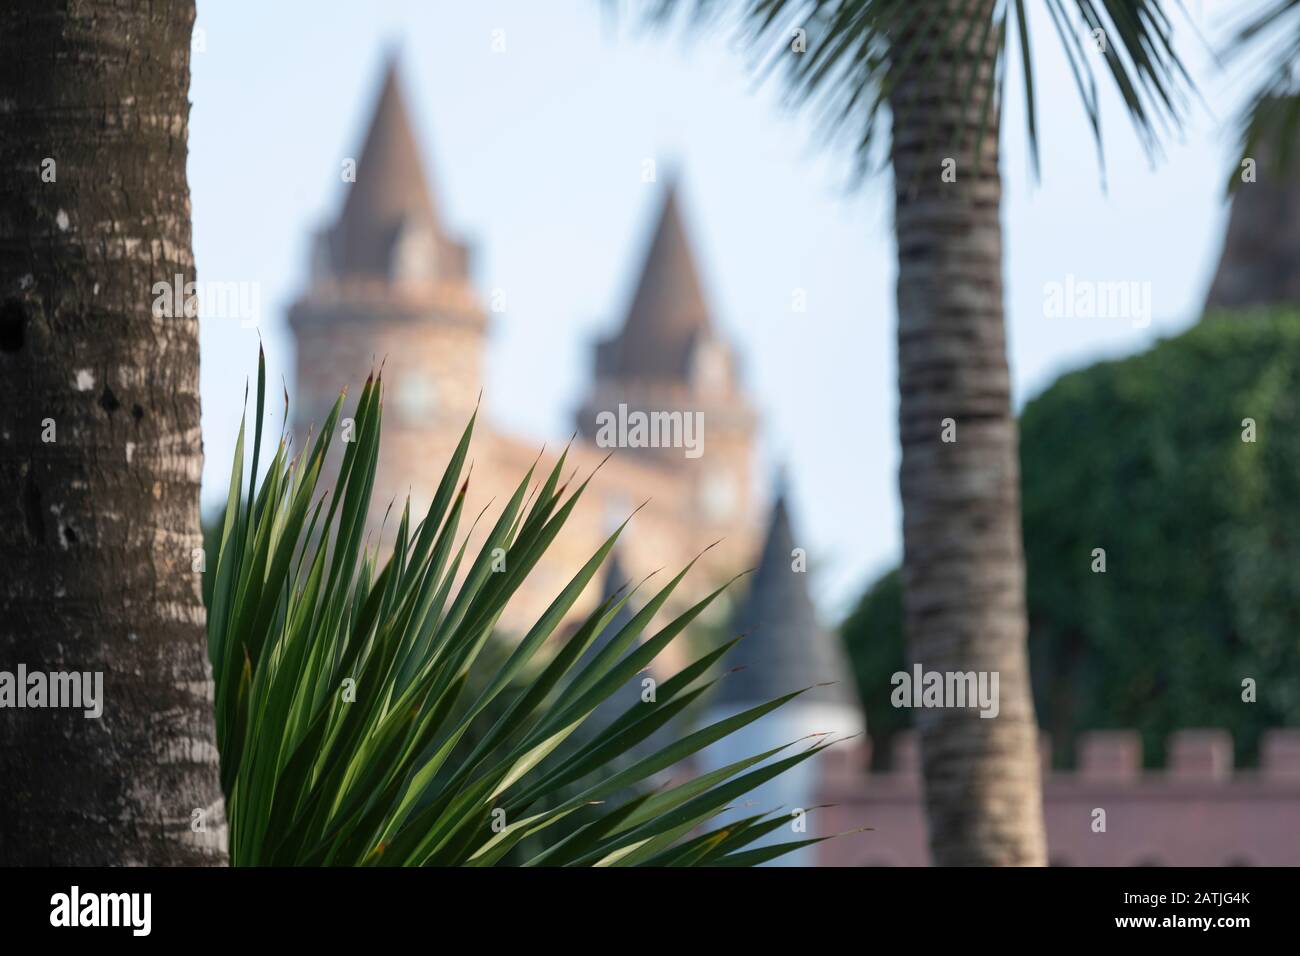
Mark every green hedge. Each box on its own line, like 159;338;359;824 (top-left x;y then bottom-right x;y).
843;310;1300;767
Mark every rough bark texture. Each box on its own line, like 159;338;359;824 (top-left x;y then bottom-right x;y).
888;0;1047;866
0;0;225;864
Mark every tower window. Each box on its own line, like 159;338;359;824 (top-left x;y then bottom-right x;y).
700;473;737;521
690;337;729;396
390;219;438;283
396;376;438;424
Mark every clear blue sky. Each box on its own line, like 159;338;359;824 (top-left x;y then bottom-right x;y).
189;0;1245;618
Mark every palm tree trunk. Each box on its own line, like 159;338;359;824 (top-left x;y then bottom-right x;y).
0;0;225;864
888;0;1046;865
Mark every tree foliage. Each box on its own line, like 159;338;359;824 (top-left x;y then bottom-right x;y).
1224;0;1300;179
843;310;1300;766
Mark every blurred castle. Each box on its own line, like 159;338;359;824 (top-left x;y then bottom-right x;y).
289;60;761;637
288;58;1300;867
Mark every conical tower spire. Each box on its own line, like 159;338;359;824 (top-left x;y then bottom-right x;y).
715;489;855;710
590;549;635;656
1204;132;1300;312
601;181;715;380
574;549;643;732
332;56;443;277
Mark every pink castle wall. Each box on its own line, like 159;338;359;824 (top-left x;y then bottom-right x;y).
816;728;1300;866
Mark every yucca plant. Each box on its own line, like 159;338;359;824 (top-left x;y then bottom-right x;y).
206;349;842;866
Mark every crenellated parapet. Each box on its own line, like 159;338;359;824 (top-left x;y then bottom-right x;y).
815;729;1300;866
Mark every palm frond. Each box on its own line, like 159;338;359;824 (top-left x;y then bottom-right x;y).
635;0;1195;178
207;348;841;866
1222;0;1300;185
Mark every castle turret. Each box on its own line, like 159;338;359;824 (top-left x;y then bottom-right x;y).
714;491;857;716
578;549;640;730
1205;133;1300;312
593;185;713;382
576;182;757;529
284;61;761;640
289;57;485;449
697;486;862;865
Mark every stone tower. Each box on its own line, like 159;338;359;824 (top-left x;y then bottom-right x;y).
288;58;486;477
287;57;762;638
576;183;757;532
698;487;862;865
1204;137;1300;312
